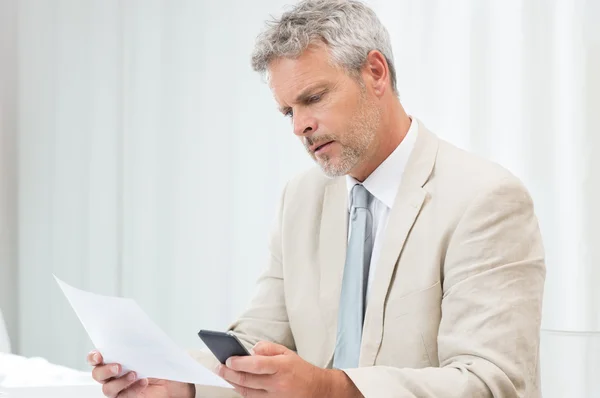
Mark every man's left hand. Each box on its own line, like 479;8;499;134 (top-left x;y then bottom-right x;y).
216;341;362;398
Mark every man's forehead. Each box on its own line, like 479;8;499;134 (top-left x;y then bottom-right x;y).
269;70;329;95
270;75;330;110
267;52;337;104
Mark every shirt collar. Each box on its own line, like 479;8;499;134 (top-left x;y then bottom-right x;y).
346;117;419;209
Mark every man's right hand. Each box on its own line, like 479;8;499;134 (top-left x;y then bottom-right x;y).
87;350;195;398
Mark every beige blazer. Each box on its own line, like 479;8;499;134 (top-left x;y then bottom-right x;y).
191;120;546;398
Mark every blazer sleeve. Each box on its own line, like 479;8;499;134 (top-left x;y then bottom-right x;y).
192;183;294;398
343;176;546;398
226;182;295;350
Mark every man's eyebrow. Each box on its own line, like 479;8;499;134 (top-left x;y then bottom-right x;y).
294;83;328;103
278;83;328;113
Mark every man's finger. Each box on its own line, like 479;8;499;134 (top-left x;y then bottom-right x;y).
228;381;268;398
226;355;278;375
87;350;103;366
100;372;138;397
251;341;289;357
116;378;148;398
217;364;270;390
92;363;121;383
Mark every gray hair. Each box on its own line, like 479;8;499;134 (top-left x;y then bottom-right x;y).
251;0;398;95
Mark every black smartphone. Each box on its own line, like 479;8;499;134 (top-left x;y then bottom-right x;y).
198;329;251;364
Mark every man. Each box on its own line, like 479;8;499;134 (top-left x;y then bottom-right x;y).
89;0;546;397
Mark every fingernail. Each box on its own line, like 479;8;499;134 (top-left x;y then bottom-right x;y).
226;358;232;367
128;372;136;381
111;365;119;375
249;348;255;355
213;364;221;374
140;378;149;387
93;353;100;364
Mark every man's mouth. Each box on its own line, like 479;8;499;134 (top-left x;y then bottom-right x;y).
312;141;334;153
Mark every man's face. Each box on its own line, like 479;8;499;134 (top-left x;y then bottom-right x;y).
268;44;381;177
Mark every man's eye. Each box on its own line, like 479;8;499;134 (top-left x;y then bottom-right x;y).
308;94;322;103
284;109;293;118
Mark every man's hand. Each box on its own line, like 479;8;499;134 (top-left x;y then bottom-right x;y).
87;350;196;398
217;341;363;398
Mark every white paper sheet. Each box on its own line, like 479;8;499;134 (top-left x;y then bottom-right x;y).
53;276;231;389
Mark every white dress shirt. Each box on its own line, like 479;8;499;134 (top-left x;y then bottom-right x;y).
345;117;419;303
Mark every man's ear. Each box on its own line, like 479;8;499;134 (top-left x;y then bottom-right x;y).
362;50;390;97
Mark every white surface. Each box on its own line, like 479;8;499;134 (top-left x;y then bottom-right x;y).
0;352;100;397
55;276;230;389
0;385;103;398
0;353;94;388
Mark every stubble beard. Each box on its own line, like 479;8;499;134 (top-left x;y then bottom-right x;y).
308;95;380;178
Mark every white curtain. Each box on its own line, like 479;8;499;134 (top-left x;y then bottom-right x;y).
10;0;311;371
0;0;18;355
2;0;599;395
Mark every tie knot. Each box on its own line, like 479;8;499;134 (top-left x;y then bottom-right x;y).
351;184;370;209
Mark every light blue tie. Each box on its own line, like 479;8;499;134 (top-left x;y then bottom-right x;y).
333;184;373;369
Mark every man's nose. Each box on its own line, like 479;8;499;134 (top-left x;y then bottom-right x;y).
293;112;318;137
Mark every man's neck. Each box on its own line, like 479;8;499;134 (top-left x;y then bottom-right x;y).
349;104;411;182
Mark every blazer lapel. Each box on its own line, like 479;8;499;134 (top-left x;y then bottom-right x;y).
318;177;348;368
359;122;439;366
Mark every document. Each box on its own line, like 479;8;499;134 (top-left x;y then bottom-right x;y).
54;276;231;389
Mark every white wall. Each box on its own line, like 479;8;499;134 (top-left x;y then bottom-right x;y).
0;0;19;353
14;0;311;370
